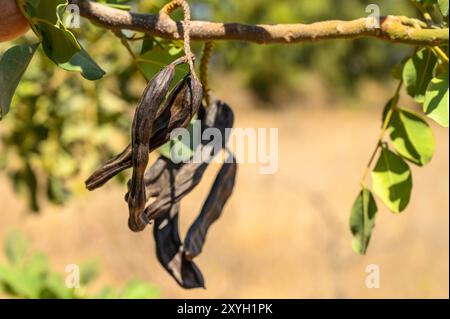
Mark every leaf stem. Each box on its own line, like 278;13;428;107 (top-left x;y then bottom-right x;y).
409;0;449;64
360;80;403;188
432;46;450;64
200;41;214;107
16;0;43;41
409;0;435;27
112;29;149;82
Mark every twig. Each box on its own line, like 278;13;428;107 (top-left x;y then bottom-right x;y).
200;42;214;106
68;0;448;46
112;29;149;81
360;80;403;188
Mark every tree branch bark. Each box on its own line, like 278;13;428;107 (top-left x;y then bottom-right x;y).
69;0;449;46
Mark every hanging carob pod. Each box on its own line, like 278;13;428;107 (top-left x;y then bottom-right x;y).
129;155;203;288
85;72;203;191
127;58;188;231
154;203;206;289
128;100;236;288
153;153;236;288
183;151;237;260
84;0;203;232
125;36;237;287
132;100;234;222
129;72;203;231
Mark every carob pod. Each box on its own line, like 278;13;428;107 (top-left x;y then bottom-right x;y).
132;156;206;288
132;100;235;289
127;57;185;231
129;73;203;231
184;152;237;260
84;75;189;191
85;73;203;191
154;203;205;289
140;100;234;222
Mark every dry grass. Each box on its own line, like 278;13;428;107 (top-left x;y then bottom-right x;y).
0;78;448;298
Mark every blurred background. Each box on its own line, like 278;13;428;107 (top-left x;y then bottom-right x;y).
0;0;448;298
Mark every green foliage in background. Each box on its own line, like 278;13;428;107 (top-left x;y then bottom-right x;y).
349;0;448;255
0;19;135;211
195;0;418;101
0;230;159;299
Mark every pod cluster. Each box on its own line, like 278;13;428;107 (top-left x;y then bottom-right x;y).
134;101;237;288
85;57;203;232
85;58;238;288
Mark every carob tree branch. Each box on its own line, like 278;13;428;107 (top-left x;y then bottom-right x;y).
69;0;448;46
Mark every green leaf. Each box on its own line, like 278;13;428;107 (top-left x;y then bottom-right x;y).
158;117;200;162
27;0;68;25
80;260;99;286
97;0;132;10
423;71;449;127
391;58;407;80
349;188;378;255
4;230;29;264
119;280;159;299
389;108;436;166
47;176;70;205
403;48;437;103
438;0;449;16
38;22;80;64
27;0;41;8
140;38;154;55
371;146;413;213
381;97;395;126
104;3;131;10
0;44;39;119
139;44;188;85
59;47;105;80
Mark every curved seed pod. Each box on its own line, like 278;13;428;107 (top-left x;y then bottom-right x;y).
85;74;203;191
144;161;209;220
152;74;203;148
137;100;235;289
127;59;183;232
154;203;205;289
85;145;132;191
184;153;237;260
129;73;203;231
84;75;188;191
124;156;171;203
141;101;234;222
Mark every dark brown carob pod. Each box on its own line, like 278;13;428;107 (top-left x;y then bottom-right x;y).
141;100;234;222
149;101;236;288
84;58;184;191
122;100;236;288
128;72;203;231
153;201;205;289
84;74;203;191
184;153;237;260
135;156;205;288
149;73;203;156
85;0;203;193
127;57;186;232
123;100;233;219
